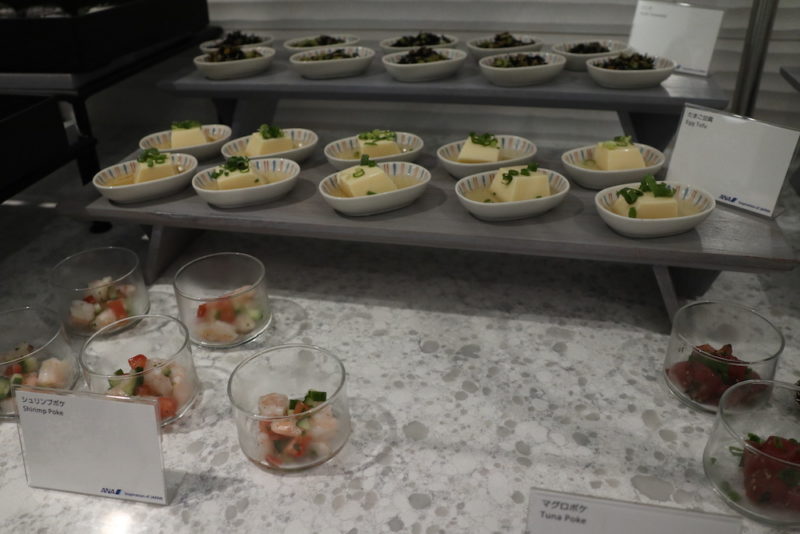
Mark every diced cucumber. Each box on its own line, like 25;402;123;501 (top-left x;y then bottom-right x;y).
247;308;263;321
288;398;299;410
0;377;10;398
297;417;311;431
107;369;125;388
119;376;140;396
304;389;327;406
10;373;23;385
21;357;39;373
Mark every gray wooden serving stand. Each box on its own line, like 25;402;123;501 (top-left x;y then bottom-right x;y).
63;147;797;321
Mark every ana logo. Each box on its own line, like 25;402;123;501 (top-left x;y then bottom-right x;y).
719;194;738;203
101;488;123;495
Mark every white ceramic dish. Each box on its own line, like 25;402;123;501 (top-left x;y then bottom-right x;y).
289;46;374;80
319;161;430;216
283;34;359;53
139;124;232;161
478;52;565;87
382;48;467;82
455;167;570;221
595;182;715;238
437;135;538;179
466;33;543;59
192;158;300;209
194;47;276;80
199;32;274;53
221;128;318;162
379;33;459;52
586;55;676;89
324;132;424;170
550;40;631;71
561;143;665;190
93;154;198;204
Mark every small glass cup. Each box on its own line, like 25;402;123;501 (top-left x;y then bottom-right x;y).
173;252;271;348
79;314;200;426
228;344;351;471
50;247;150;337
0;306;80;418
663;300;783;412
703;380;800;527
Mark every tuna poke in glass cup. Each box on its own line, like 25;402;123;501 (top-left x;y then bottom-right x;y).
79;314;200;426
0;306;80;418
663;300;783;413
227;344;352;471
50;246;150;337
703;380;800;527
173;252;271;348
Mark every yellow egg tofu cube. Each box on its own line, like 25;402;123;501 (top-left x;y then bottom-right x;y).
338;165;397;197
612;191;678;218
133;160;176;183
214;168;266;190
358;139;400;158
489;166;550;202
457;138;501;163
594;143;646;171
244;133;294;157
171;127;208;148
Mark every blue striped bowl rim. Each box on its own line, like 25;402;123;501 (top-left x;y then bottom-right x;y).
561;143;664;173
94;154;198;189
221;128;319;158
193;158;301;191
139;125;232;151
319;161;430;199
596;182;715;220
324;132;424;162
456;167;570;205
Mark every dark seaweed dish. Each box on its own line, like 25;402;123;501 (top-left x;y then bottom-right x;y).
299;49;358;61
396;47;447;64
567;42;610;54
205;46;262;62
391;32;452;47
219;31;262;47
598;53;655;70
294;35;345;47
491;54;547;68
477;32;533;49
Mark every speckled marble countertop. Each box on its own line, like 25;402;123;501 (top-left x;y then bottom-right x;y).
1;179;799;532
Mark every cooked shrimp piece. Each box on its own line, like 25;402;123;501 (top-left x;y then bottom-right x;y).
270;418;302;437
117;284;136;297
310;440;332;458
169;366;196;407
226;286;256;307
197;320;237;343
258;393;288;417
22;372;39;386
69;300;96;326
107;385;129;397
36;358;71;388
88;276;113;301
91;308;117;329
308;408;339;442
142;359;173;397
234;313;256;334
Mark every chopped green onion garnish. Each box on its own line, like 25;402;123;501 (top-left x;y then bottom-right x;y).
258;124;284;139
469;132;498;148
171;120;202;130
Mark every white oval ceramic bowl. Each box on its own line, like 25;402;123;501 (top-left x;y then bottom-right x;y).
479;52;565;87
550;40;631;71
586;55;676;89
93;154;198;204
194;47;276;80
455;168;570;221
561;143;665;190
379;33;459;53
289;46;375;80
319;161;430;216
139;124;232;161
199;32;274;53
324;132;424;170
437;135;538;179
382;48;467;82
221;128;319;162
595;182;716;238
466;34;543;59
192;158;301;209
283;34;360;52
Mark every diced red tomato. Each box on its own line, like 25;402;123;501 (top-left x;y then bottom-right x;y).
293;401;308;414
3;363;22;377
128;354;148;370
745;468;789;505
284;435;312;458
667;361;725;404
83;295;97;304
197;303;208;318
157;396;177;420
135;383;154;397
215;299;236;323
106;299;128;319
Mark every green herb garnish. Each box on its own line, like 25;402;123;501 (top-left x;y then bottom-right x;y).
639;175;674;198
358;129;396;143
469;132;498;148
501;169;519;185
352;168;366;178
359;154;378;167
728;446;744;457
366;190;376;195
137;148;168;168
616;187;643;205
258;124;284;140
720;481;741;502
747;433;762;444
171;120;202;130
210;155;250;179
779;468;800;487
628;206;637;218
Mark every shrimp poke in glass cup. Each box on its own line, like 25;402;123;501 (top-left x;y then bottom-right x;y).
228;344;351;471
51;246;150;337
173;252;271;348
0;306;80;417
79;314;200;426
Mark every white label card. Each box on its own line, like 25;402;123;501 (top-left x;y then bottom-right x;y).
15;386;167;505
667;104;800;217
629;0;724;76
526;488;741;534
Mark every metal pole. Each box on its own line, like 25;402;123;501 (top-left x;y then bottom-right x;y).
729;0;779;117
